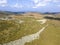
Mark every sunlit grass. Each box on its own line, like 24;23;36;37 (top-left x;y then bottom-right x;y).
25;20;60;45
0;17;45;44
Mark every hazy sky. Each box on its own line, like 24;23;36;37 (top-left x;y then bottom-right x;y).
0;0;60;12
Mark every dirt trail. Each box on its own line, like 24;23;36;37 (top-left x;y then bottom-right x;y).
37;19;47;24
1;25;48;45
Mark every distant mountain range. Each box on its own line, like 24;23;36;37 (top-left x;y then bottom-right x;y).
0;11;26;15
43;12;60;14
0;11;60;15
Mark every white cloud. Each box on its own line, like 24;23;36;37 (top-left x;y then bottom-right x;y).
32;0;51;3
0;0;59;8
32;0;51;8
0;0;7;7
32;3;47;8
32;0;60;8
32;0;40;3
11;3;23;8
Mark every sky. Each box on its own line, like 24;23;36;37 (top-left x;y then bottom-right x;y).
0;0;60;12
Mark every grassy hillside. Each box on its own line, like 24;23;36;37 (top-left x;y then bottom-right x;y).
25;20;60;45
0;13;60;45
0;15;45;44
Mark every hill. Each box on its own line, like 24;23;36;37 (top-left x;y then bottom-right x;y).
0;12;60;45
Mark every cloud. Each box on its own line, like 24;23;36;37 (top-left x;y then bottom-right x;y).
32;0;40;3
0;0;23;8
11;3;23;8
32;3;47;8
32;0;60;8
0;0;60;8
32;0;51;8
0;0;7;7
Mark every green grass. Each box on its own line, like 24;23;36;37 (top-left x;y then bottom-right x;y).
0;17;44;44
25;20;60;45
0;15;60;45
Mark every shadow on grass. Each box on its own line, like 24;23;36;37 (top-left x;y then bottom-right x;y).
44;16;60;21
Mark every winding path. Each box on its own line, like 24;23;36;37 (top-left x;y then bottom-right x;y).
37;19;47;24
1;24;48;45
